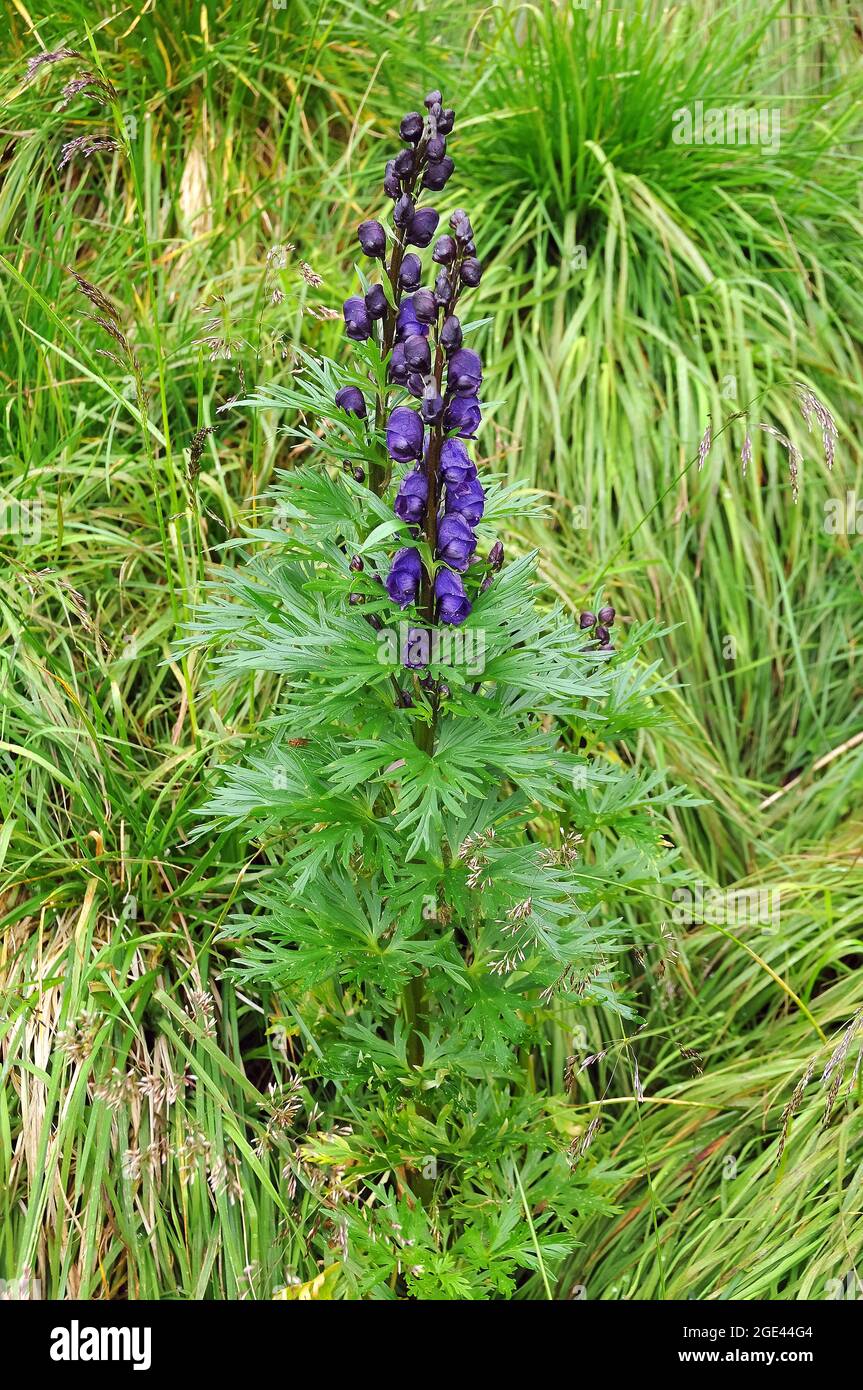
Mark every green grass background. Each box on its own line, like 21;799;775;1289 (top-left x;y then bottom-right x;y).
1;0;861;1298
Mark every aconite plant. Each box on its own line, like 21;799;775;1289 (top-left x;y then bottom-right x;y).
190;91;681;1299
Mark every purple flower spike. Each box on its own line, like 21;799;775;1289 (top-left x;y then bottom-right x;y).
444;394;481;438
407;208;440;248
435;568;472;625
439;438;477;486
394;468;428;525
385;547;422;608
436;513;477;571
446;476;485;526
334;386;367;418
343;296;371;342
386;406;424;462
447;348;482;396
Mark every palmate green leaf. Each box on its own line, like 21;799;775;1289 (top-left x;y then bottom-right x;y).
230;870;465;995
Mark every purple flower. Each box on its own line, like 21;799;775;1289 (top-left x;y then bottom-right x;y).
437;109;455;135
446;476;485;526
358;219;386;257
386;406;424;462
423;157;454;192
403;333;431;373
407;208;440;248
440;315;463;352
412;289;437;324
488;540;504;571
393;193;415;228
343;296;371;342
385;547;422;608
398;253;422;290
421;386;444;425
439;438;477;486
433;235;456;265
435;568;472;625
388;341;408;384
400;112;423;143
444;394;481;438
334;386;367;418
404;627;430;669
396;297;429;342
394;468;428;525
383;161;400;199
364;284;387;320
461;257;483;287
436;513;477;571
447;348;482;396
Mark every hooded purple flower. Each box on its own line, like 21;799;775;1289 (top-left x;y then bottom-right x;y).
394;468;428;525
446;476;485;526
435;568;471;625
404;627;430;670
388;342;409;384
447;348;482;396
444;394;481;438
396;296;429;342
407;208;440;248
334;386;367;418
439;438;477;486
357;219;386;257
436;513;477;571
386;406;424;463
403;334;431;373
385;547;422;608
440;315;462;352
398;253;422;290
343;296;371;342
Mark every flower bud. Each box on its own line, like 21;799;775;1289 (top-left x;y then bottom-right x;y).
400;112;423;143
412;288;438;323
357;219;386;257
423;157;454;192
432;235;456;266
421;386;444;424
398;253;422;290
383;161;400;199
489;540;504;570
335;386;367;418
393;193;415;228
440;315;463;352
342;296;371;341
579;611;597;629
595;625;610;643
407;208;440;247
434;269;453;305
399;689;414;707
388;342;409;384
394;148;415;177
424;89;443;109
460;257;483;287
407;373;425;399
427;135;447;161
404;333;431;373
437;109;455;135
349;592;363;605
598;604;616;626
349;554;364;572
364;284;387;320
352;465;365;483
